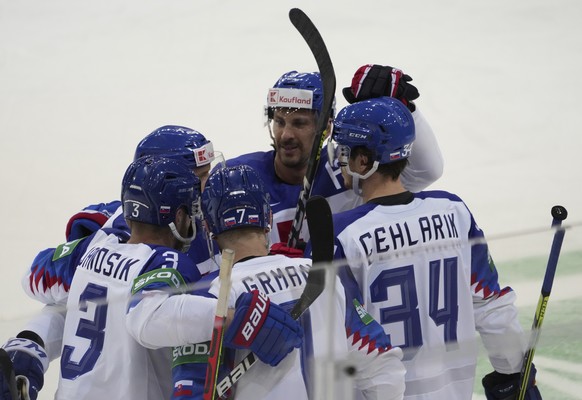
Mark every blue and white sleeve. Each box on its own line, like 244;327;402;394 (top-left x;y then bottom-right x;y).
339;271;405;400
468;211;525;373
22;237;90;305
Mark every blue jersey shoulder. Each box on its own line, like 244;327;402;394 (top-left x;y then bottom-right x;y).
188;270;219;298
333;203;378;235
140;245;203;284
413;189;463;203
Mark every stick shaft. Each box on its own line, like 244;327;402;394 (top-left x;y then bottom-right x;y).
203;249;235;400
517;207;567;400
286;8;336;248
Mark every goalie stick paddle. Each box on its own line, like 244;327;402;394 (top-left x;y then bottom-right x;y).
516;205;568;400
216;195;334;398
0;348;18;400
286;7;337;248
203;248;235;400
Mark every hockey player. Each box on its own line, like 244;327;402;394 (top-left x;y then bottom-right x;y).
325;96;542;399
225;67;443;250
100;124;222;273
127;164;405;399
0;125;222;400
61;124;221;272
0;156;302;400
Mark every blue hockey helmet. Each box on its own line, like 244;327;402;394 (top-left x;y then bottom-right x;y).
266;71;326;117
332;96;415;166
121;155;201;227
134;125;215;169
202;165;270;237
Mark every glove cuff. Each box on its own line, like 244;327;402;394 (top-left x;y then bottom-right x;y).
225;290;271;349
2;338;49;373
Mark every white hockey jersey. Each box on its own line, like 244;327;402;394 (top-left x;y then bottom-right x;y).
23;229;205;400
128;254;406;400
332;191;525;400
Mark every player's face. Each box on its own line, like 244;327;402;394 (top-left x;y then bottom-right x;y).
272;108;317;170
173;208;193;251
341;164;353;189
194;164;211;190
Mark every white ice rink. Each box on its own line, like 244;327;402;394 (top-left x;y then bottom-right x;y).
1;1;581;398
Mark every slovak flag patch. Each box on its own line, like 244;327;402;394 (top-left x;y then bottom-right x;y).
174;380;193;397
160;206;171;214
248;214;259;224
224;217;236;227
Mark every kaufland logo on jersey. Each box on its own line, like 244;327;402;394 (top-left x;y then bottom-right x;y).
267;88;314;110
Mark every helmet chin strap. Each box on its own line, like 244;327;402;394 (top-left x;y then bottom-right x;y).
265;224;272;250
346;161;379;197
169;220;197;253
351;174;363;196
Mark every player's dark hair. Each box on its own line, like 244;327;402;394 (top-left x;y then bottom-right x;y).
350;146;408;181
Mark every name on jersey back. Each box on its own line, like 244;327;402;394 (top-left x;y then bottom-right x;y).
358;212;459;256
78;246;140;282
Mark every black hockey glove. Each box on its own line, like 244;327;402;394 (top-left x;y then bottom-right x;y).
342;64;419;112
482;364;542;400
0;332;48;400
0;349;18;400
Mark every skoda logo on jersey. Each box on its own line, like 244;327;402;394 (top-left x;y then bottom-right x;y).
172;342;210;366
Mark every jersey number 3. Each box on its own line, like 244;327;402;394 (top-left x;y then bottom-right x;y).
61;283;108;379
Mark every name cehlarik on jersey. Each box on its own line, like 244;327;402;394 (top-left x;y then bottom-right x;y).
77;246;140;282
358;211;459;256
240;263;310;295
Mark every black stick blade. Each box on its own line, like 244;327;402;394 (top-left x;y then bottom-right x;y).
306;195;334;264
289;196;334;320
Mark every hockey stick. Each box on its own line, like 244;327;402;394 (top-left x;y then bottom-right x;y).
0;348;19;400
202;248;235;400
216;195;334;398
0;349;20;400
516;205;568;400
286;8;336;248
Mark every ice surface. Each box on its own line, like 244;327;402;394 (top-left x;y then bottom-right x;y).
1;1;581;398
